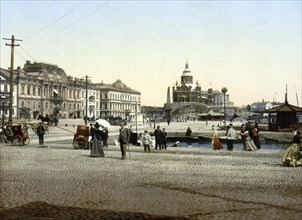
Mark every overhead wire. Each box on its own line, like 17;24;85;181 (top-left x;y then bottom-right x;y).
19;46;36;62
23;1;109;45
22;0;87;40
15;50;27;62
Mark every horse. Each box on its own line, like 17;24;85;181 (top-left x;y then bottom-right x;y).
38;114;52;124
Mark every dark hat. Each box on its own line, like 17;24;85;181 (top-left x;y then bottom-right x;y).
94;122;100;128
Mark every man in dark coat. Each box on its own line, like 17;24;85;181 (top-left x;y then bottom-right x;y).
119;122;130;160
37;122;45;146
154;125;162;150
161;128;167;150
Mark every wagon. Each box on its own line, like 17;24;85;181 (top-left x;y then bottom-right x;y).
73;125;90;149
5;124;30;145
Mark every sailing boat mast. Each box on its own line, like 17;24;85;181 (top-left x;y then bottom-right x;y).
285;84;288;104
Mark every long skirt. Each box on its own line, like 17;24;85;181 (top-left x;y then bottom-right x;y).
282;144;301;167
212;136;223;150
90;138;105;157
246;138;257;151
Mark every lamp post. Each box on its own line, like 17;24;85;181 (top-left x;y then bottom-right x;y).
1;96;6;132
221;87;228;129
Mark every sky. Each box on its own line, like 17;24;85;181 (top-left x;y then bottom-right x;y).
1;0;301;107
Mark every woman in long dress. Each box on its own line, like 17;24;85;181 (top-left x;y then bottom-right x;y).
90;122;105;157
246;129;257;151
212;130;223;150
282;131;301;167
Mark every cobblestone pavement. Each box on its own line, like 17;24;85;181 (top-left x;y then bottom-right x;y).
0;119;301;219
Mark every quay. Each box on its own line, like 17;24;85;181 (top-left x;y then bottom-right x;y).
0;119;301;219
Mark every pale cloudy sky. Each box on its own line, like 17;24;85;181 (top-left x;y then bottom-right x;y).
1;0;301;107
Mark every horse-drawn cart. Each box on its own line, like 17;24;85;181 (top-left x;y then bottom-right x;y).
73;125;90;149
5;124;30;145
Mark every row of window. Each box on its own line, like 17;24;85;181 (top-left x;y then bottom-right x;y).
20;100;81;111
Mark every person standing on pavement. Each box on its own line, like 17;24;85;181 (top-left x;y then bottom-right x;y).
240;124;248;150
90;122;105;157
143;130;151;153
161;128;167;150
102;126;109;147
226;124;236;151
250;126;261;150
119;121;131;160
154;125;162;150
37;122;45;146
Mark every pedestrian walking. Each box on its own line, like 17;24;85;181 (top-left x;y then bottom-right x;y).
119;121;131;160
37;122;45;146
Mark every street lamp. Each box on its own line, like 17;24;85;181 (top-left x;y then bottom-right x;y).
1;96;6;132
221;87;228;129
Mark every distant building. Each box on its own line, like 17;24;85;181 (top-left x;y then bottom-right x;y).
0;61;141;123
251;101;274;112
93;79;141;121
166;61;231;120
0;69;17;120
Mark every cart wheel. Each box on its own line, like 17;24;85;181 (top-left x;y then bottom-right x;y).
14;135;23;146
23;138;30;145
73;137;87;149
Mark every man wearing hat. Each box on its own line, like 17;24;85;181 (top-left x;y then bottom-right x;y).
119;121;130;160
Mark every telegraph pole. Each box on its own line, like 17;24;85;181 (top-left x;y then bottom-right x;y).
3;35;22;126
85;76;88;125
83;75;91;125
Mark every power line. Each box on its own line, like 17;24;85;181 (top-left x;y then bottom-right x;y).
20;46;36;62
22;0;86;40
23;1;109;45
15;50;27;62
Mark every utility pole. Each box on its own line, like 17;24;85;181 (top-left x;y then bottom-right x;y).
3;35;22;126
83;75;91;125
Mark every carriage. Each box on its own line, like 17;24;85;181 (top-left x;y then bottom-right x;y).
73;125;90;149
5;124;30;145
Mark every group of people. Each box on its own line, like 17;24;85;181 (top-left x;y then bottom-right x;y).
153;125;168;150
239;123;261;151
211;122;262;151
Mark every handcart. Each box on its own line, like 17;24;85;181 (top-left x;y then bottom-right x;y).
73;125;89;149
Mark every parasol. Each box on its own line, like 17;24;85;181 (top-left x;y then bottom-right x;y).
95;119;111;129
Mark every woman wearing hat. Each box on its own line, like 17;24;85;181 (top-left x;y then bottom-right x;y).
90;122;105;157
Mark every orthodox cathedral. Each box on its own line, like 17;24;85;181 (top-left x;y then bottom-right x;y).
165;61;230;114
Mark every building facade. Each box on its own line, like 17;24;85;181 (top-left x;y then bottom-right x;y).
168;62;230;109
94;79;141;121
0;61;141;123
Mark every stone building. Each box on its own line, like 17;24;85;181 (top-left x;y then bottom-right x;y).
170;61;230;109
0;69;17;120
15;61;87;120
93;79;141;121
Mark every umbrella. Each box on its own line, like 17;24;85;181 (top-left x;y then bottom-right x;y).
95;119;111;129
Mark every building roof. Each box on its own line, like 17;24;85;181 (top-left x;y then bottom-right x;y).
181;61;192;76
265;102;302;113
93;79;140;94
